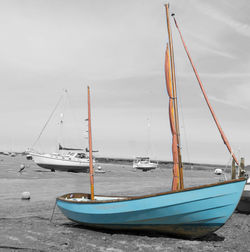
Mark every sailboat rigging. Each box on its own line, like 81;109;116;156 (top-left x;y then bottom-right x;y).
172;14;239;166
28;90;92;172
56;5;246;238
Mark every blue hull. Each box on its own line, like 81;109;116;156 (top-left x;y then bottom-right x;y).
56;178;246;238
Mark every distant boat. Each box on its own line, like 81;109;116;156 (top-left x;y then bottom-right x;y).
31;151;90;172
29;89;94;172
133;157;158;171
56;5;246;239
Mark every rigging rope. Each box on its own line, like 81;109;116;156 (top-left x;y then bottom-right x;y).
31;92;65;149
172;14;239;165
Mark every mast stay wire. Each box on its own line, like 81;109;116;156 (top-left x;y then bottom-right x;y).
31;91;65;149
172;14;239;165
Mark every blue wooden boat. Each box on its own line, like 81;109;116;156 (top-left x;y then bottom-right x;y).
56;5;246;238
57;178;245;238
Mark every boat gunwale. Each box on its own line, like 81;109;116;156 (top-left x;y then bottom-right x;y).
56;177;246;204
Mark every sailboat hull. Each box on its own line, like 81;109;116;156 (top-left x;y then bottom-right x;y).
133;163;158;171
56;178;246;238
31;153;90;172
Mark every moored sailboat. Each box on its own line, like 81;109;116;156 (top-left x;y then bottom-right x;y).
56;5;246;238
30;151;90;172
133;157;158;171
29;90;92;172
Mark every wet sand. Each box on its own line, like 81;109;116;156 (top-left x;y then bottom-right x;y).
0;155;250;251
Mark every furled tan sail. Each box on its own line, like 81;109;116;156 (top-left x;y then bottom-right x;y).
165;44;180;191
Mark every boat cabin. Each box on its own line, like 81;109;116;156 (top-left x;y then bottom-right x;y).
66;152;87;159
134;157;151;163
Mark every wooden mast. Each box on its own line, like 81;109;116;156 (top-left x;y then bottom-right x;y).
165;4;184;190
87;86;94;200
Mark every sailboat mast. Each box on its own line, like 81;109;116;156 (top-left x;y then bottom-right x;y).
59;113;64;148
87;86;94;200
165;4;184;189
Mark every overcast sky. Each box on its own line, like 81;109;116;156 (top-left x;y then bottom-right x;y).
1;0;250;165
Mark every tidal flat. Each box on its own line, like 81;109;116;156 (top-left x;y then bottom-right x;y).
0;154;249;252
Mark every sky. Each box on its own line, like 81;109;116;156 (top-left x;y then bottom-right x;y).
0;0;250;165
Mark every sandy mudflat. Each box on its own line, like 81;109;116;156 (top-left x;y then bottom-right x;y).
0;155;250;252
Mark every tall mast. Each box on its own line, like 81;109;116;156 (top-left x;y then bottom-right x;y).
87;86;94;200
165;4;184;189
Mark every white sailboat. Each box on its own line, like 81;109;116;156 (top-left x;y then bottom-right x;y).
133;157;158;171
30;150;90;172
133;118;158;171
29;90;93;172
